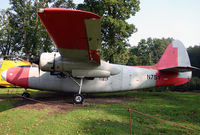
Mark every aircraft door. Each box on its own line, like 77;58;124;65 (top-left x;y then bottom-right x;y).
111;66;123;91
121;67;132;90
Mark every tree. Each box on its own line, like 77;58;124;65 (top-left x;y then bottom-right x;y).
0;9;13;55
5;0;76;58
77;0;140;64
52;0;76;8
187;45;200;78
127;52;138;66
128;37;173;66
7;0;51;57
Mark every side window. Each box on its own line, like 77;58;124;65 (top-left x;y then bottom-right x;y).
0;62;2;68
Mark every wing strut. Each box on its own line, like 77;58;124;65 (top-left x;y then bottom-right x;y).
78;78;83;95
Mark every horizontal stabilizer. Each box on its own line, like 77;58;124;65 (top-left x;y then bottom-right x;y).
160;66;200;72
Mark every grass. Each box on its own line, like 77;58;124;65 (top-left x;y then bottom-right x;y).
0;88;200;135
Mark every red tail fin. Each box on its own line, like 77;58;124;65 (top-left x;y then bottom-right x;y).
155;43;178;69
155;40;191;69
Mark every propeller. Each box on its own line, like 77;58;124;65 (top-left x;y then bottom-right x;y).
30;46;44;76
38;46;44;75
32;57;40;65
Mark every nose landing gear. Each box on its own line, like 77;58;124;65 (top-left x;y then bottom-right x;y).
22;88;30;98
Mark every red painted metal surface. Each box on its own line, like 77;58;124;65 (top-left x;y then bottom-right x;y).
155;43;178;69
156;71;189;86
38;8;100;50
88;50;100;64
38;8;101;64
6;67;30;88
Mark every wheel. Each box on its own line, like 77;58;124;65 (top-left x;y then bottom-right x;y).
22;92;30;98
73;94;84;104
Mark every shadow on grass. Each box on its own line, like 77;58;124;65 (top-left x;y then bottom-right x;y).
80;119;130;135
0;88;78;113
0;88;139;113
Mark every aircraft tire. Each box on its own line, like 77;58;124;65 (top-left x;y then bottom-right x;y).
73;94;84;104
22;92;30;98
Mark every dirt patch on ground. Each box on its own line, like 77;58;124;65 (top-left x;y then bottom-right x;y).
15;100;81;113
21;101;82;120
193;92;200;95
13;94;82;114
11;92;137;117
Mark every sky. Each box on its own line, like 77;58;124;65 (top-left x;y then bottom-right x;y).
128;0;200;47
0;0;199;48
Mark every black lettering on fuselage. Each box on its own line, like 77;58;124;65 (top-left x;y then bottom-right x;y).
147;74;160;80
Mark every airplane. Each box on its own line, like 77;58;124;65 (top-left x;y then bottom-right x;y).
0;60;31;87
1;8;199;104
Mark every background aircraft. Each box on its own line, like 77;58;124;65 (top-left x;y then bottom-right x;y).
0;60;31;87
1;8;199;104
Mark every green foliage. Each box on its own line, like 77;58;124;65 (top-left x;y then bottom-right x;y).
78;0;140;64
188;77;200;90
0;9;18;55
128;37;173;65
187;45;200;78
52;0;76;9
173;77;200;91
0;0;76;57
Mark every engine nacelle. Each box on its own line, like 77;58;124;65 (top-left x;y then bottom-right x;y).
39;52;120;78
40;52;62;72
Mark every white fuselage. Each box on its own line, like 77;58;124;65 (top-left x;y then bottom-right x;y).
28;64;156;93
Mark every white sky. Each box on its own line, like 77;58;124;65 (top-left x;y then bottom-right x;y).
1;0;200;48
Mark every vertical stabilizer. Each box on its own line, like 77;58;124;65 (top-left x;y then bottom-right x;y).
156;40;191;69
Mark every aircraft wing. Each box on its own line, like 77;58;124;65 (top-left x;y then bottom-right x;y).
159;66;200;72
38;8;101;65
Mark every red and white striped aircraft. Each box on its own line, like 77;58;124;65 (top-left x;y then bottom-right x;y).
1;8;199;104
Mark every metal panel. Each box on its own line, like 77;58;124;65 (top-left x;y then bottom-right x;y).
84;19;101;50
172;40;191;67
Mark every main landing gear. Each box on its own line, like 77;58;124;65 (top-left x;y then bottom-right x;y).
70;77;84;104
74;94;84;104
22;88;30;98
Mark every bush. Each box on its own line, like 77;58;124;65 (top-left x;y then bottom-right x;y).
141;77;200;92
172;77;200;91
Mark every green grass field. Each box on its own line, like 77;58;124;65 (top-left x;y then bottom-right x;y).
0;88;200;135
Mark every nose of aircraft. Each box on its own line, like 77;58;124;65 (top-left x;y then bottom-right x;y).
1;70;7;81
1;67;30;88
